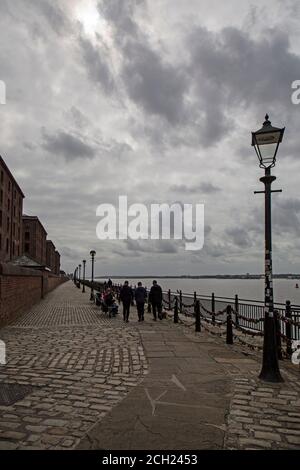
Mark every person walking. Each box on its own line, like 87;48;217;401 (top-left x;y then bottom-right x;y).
149;280;163;321
135;282;147;322
120;281;133;322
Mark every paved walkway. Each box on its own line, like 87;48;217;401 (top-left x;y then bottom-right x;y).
0;282;147;449
0;281;300;450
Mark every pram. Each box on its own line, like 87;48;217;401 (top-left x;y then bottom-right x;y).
95;292;118;318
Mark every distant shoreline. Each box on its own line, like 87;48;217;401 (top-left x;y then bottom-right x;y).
95;275;300;280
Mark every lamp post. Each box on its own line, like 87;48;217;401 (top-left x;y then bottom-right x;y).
82;260;86;293
78;264;81;286
74;267;78;285
90;250;96;301
252;114;285;383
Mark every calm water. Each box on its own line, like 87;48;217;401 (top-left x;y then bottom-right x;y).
96;278;300;305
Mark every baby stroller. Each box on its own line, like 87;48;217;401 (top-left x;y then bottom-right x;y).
101;291;119;318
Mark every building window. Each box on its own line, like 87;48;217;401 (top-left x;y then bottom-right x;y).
0;190;3;205
7;198;10;211
6;238;9;253
8;180;11;191
13;223;16;237
25;231;30;240
0;210;2;227
12;241;15;256
7;217;9;231
13;205;16;216
0;233;2;250
25;243;30;252
1;171;3;183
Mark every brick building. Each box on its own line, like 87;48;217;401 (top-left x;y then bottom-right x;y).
0;156;24;262
46;240;56;272
22;215;47;266
54;250;61;275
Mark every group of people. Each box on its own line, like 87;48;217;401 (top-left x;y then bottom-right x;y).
119;280;163;323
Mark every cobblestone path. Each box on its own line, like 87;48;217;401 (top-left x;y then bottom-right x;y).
0;282;147;449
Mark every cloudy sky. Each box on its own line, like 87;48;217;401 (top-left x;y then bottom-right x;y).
1;0;300;276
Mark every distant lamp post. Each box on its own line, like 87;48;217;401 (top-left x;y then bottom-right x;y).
78;264;81;285
90;250;96;301
252;114;285;383
74;267;78;285
82;260;86;293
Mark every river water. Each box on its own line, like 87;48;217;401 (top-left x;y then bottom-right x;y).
96;278;300;305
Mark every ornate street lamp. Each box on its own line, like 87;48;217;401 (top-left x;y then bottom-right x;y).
252;114;285;383
82;260;86;293
90;250;96;301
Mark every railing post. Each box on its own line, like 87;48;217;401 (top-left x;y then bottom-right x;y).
235;294;239;327
194;291;197;304
212;292;215;325
195;300;201;332
174;297;179;324
168;289;171;310
179;290;183;313
226;305;233;345
285;300;292;357
274;309;283;360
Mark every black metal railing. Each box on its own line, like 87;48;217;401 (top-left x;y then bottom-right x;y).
77;280;300;357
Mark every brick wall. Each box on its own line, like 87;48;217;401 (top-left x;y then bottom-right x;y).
0;264;68;328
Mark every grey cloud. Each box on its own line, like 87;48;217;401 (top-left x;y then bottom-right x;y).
98;0;188;124
122;42;187;124
42;129;96;161
273;198;300;234
80;37;115;93
126;239;178;254
170;183;220;194
226;227;253;248
69;107;90;130
98;0;143;38
34;0;69;35
188;26;300;146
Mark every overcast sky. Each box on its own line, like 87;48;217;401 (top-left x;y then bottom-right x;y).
1;0;300;276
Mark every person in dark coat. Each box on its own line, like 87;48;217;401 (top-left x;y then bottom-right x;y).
107;278;113;288
148;280;163;321
120;281;133;322
135;282;147;322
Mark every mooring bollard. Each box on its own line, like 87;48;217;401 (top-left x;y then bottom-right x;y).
212;292;215;325
195;300;201;332
226;305;233;345
274;310;283;360
285;300;292;357
168;289;171;310
179;290;183;313
174;297;179;324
